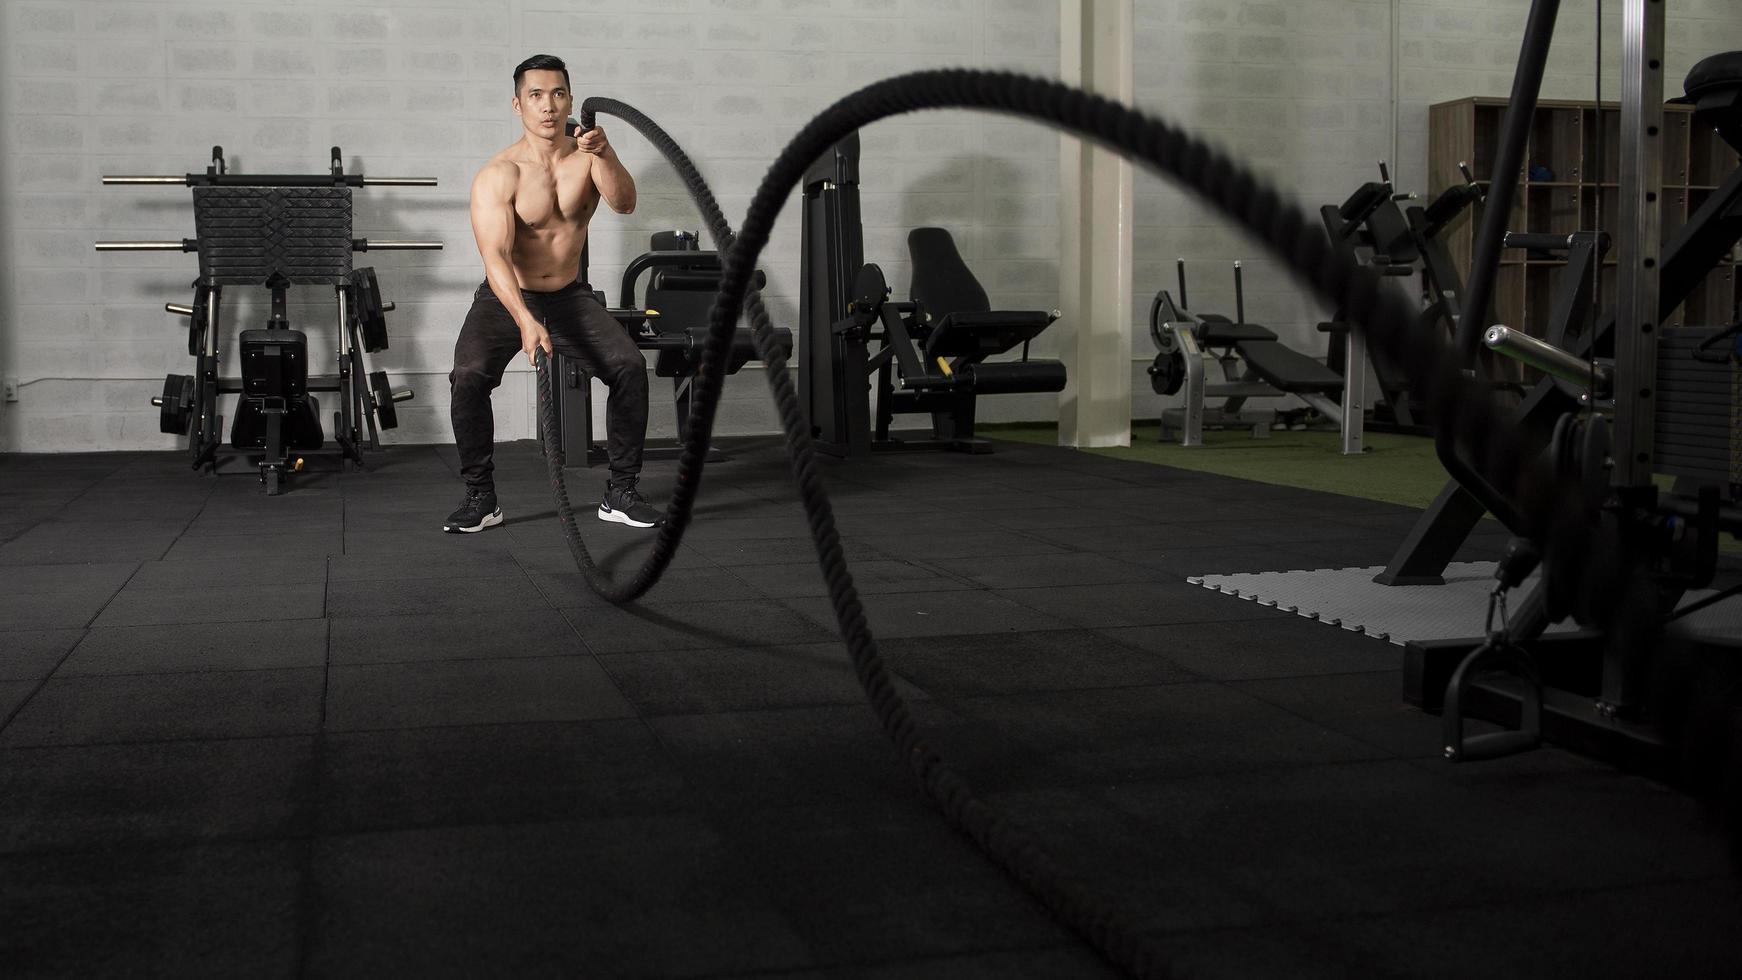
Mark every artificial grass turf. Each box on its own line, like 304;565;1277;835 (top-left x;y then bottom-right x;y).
985;422;1454;509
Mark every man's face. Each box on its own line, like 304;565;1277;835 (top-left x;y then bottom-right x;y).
514;69;572;139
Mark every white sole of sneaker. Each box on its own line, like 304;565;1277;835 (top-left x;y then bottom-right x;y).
597;506;658;529
442;508;504;533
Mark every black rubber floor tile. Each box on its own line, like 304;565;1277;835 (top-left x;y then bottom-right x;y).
865;529;1074;562
718;801;1077;965
60;619;328;676
0;840;303;980
1230;670;1441;756
973;785;1275;936
0;630;83;681
948;684;1389;790
0;668;325;747
127;556;327;590
0;561;137;596
731;558;974;598
560;599;836;653
0;736;314;853
974;504;1158;531
1102;757;1729;927
993;581;1281;629
316;719;689;834
513;538;719;573
783;589;1076;640
929;552;1155;589
1191;516;1406;547
93;582;326;628
325;572;542;619
598;642;928;715
1404;751;1736;883
0;587;122;630
0;521;179;565
1152;875;1742;980
343;527;518;556
686;533;887;566
1;680;34;720
532;564;764;608
330;608;580;665
325;656;636;731
1111;543;1328;577
647;702;974;809
1099;617;1400;681
880;630;1199;696
744;947;1119;979
1022;521;1240;553
305;816;814;977
326;549;515;584
163;529;342;561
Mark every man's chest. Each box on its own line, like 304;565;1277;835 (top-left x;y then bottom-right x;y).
514;163;594;230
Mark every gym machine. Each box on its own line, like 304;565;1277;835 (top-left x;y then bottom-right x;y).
97;146;439;494
799;134;1067;457
541;231;789;466
1396;0;1742;816
1147;259;1362;452
1318;160;1486;433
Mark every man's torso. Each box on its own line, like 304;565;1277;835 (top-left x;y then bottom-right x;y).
491;144;600;291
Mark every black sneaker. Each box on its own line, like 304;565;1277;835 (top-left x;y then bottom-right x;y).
442;488;503;533
598;480;665;528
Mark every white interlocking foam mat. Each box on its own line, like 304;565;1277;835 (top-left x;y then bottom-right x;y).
1191;562;1742;646
1189;562;1575;646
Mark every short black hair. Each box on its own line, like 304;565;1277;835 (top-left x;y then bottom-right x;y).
513;54;569;95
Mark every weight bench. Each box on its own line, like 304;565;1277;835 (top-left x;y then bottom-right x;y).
1150;261;1363;451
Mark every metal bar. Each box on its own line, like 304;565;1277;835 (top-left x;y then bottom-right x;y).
353;239;444;251
361;177;438;186
1612;0;1665;486
104;174;436;187
1341;326;1367;455
166;303;194;316
95;240;197;251
1458;0;1563;365
102;176;187;184
1484;325;1614;392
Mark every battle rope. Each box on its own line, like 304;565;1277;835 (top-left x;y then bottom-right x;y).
535;70;1599;980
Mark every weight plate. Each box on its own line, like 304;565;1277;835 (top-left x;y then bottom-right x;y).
353;267;389;353
370;370;398;429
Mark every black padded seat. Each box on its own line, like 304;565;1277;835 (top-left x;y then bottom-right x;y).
1197;315;1279;345
1235;339;1345;396
926;310;1054;359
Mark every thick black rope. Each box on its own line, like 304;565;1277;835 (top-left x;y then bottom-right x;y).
536;71;1602;980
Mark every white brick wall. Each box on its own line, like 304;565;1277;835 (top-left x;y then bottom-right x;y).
0;0;1060;451
7;1;1742;451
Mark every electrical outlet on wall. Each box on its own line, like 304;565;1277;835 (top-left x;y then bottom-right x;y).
2;379;17;403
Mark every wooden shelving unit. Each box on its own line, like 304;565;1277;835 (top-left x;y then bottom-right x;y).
1430;97;1740;340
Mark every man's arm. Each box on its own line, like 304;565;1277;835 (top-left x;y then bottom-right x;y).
576;126;636;214
470;162;550;364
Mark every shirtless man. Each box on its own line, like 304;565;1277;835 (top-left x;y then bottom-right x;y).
444;53;664;533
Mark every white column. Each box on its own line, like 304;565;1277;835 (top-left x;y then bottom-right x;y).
1057;0;1135;449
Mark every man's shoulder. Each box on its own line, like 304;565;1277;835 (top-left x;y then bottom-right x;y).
471;157;520;195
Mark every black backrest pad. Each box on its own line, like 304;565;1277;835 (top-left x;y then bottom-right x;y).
907;227;990;319
1685;51;1742;100
1235;339;1344;395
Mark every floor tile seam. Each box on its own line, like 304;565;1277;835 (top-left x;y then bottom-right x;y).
294;606;336;980
0;717;670;754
